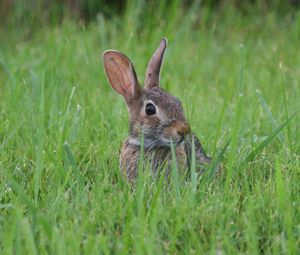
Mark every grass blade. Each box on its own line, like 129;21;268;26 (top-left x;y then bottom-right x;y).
63;142;83;186
275;160;296;254
256;91;285;145
242;110;299;165
205;138;231;181
21;218;38;255
34;73;45;205
190;136;197;193
280;67;293;152
59;87;76;146
170;140;180;203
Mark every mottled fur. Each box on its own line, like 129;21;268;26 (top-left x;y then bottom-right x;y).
103;38;211;183
120;133;210;182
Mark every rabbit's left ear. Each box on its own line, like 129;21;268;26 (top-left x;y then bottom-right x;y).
103;50;141;103
144;38;167;89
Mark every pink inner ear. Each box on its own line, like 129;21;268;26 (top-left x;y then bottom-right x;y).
104;55;136;99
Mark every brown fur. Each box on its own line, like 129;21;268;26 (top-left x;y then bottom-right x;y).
103;38;212;183
120;138;189;182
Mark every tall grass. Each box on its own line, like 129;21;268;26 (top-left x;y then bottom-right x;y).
0;1;299;254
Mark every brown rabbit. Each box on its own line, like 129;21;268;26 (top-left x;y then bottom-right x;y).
103;38;211;182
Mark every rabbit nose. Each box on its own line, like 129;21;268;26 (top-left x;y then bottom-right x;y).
176;122;190;137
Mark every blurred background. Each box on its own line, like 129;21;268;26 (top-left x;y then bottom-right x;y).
1;0;299;34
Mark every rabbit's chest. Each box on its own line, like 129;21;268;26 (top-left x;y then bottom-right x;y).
149;145;187;173
119;139;188;181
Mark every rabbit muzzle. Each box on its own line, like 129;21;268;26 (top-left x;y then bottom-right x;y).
164;121;190;144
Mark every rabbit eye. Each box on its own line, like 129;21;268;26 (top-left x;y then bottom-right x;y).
145;103;156;116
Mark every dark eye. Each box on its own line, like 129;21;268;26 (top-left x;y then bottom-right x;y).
145;103;156;116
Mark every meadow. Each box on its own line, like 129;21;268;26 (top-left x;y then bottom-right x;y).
0;2;300;254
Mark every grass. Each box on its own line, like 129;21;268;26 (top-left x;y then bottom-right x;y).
0;2;300;254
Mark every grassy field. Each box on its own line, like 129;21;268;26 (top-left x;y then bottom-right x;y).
0;3;300;254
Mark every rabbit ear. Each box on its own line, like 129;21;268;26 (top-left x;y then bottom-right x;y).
144;38;167;89
103;50;141;103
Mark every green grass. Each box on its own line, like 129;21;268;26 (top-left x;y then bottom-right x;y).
0;3;300;254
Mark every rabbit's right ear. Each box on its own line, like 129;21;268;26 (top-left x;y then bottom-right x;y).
103;50;141;103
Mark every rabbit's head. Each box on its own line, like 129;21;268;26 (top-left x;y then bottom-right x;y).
103;38;190;149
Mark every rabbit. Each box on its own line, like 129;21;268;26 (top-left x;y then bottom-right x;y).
103;38;211;182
